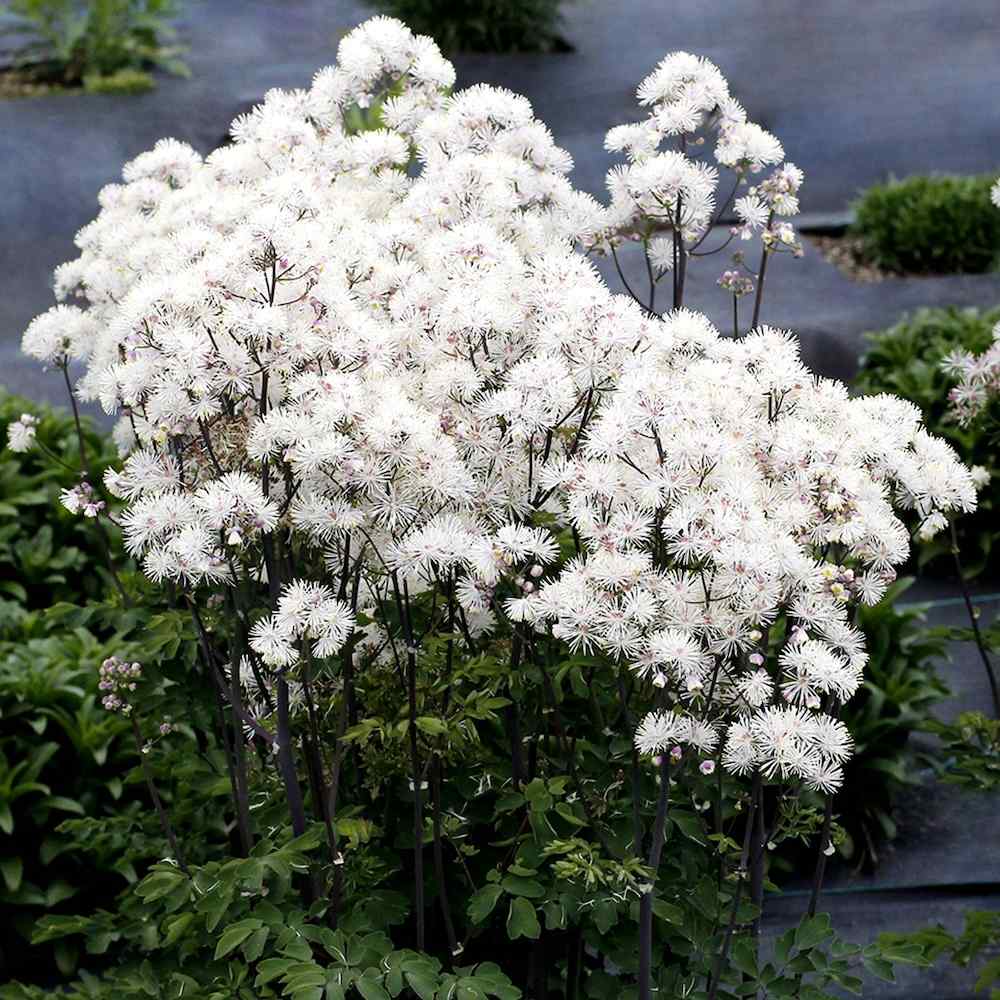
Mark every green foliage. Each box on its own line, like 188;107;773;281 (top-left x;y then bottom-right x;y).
855;306;1000;577
851;173;1000;274
837;579;949;864
358;0;570;53
880;910;1000;997
0;392;236;980
0;390;118;608
0;0;187;90
925;711;1000;792
0;589;233;982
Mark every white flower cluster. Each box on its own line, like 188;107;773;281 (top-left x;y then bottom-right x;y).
505;319;976;790
599;51;803;271
19;18;978;791
250;581;356;667
941;176;1000;425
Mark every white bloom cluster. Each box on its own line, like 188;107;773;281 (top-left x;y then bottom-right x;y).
599;51;803;271
250;581;356;667
19;18;978;790
509;320;976;790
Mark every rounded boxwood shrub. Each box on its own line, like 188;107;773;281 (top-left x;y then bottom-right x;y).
851;174;1000;274
855;305;1000;576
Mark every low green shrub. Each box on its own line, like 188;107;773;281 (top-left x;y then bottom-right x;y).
0;0;187;91
359;0;570;53
855;306;1000;577
851;174;1000;274
0;583;235;984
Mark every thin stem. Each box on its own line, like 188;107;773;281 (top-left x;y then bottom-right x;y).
616;665;643;857
431;758;459;957
707;775;759;1000
611;244;659;318
130;716;188;874
566;926;583;1000
951;521;1000;716
638;755;671;1000
224;599;254;855
393;572;426;951
749;215;774;330
807;793;835;918
275;674;309;839
60;362;129;605
749;774;766;937
506;631;526;788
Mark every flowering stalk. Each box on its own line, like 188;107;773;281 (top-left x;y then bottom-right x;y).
430;758;459;956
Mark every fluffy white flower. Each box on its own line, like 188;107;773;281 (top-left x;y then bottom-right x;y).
6;413;38;453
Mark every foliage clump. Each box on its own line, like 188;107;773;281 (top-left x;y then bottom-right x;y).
0;0;186;93
851;173;1000;274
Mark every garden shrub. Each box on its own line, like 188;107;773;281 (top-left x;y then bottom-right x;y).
855;306;1000;577
850;173;1000;274
358;0;569;53
0;0;187;91
1;20;970;999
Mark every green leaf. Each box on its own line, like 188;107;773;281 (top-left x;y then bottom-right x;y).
501;875;545;899
670;810;706;845
795;913;833;951
162;913;193;947
468;884;503;924
44;795;85;815
255;958;297;987
356;977;390;1000
506;897;541;940
0;857;23;893
214;918;263;959
864;956;896;983
731;936;758;978
405;972;438;1000
243;925;270;962
414;716;448;736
